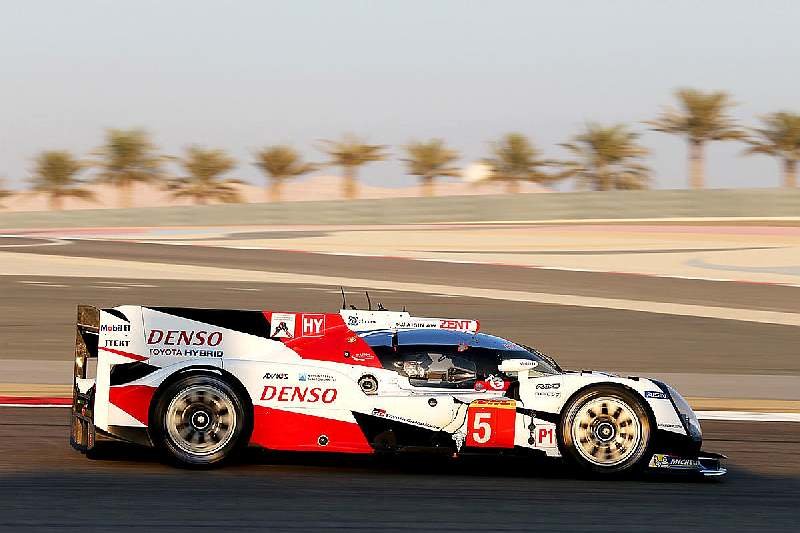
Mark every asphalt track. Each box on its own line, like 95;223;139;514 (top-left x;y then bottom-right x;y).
1;408;798;532
1;235;799;531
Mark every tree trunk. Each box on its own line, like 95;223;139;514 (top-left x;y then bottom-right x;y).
49;194;63;211
343;167;358;199
506;179;520;194
595;166;611;191
783;158;797;188
689;140;705;189
420;175;434;197
268;179;282;202
119;181;133;208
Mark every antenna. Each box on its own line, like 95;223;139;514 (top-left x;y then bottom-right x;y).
340;287;347;310
365;291;372;311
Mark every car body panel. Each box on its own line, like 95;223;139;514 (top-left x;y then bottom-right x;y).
72;304;721;475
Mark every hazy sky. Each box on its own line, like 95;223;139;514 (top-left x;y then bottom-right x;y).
2;0;798;190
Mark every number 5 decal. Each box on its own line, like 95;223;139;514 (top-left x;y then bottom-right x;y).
465;399;516;448
472;412;492;444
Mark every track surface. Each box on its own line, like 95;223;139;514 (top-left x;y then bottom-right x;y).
18;238;800;312
2;235;800;531
1;408;798;532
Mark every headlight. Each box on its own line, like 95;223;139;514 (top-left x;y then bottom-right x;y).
665;384;702;440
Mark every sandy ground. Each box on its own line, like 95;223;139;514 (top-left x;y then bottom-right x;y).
0;176;547;211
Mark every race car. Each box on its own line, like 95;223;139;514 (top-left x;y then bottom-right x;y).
71;304;726;476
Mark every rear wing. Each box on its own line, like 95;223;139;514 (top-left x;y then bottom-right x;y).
339;309;479;333
71;305;99;452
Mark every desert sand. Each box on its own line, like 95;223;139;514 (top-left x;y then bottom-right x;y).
0;175;548;212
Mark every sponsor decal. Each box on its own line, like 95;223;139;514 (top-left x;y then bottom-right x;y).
470;398;516;409
535;383;560;390
347;315;376;327
104;339;130;347
535;391;561;398
146;329;224;357
147;329;222;346
301;314;325;337
101;324;131;332
517;360;538;368
270;313;296;338
346;335;358;344
371;408;439;430
645;390;669;400
345;350;375;362
263;372;289;380
260;386;337;404
475;375;508;392
298;372;336;382
658;423;683;430
439;319;472;330
533;424;556;447
649;454;700;470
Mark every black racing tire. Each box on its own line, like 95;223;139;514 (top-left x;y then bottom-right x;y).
559;385;653;476
152;374;248;468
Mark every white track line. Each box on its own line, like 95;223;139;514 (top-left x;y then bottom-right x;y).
696;411;800;422
0;235;69;248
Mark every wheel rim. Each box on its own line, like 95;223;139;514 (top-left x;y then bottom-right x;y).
166;384;237;457
569;395;645;467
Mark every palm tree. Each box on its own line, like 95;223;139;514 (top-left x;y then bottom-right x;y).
319;135;387;199
29;150;95;210
558;123;651;191
744;112;800;188
401;139;460;197
482;133;555;193
254;145;317;202
167;146;241;205
94;128;162;207
649;88;744;189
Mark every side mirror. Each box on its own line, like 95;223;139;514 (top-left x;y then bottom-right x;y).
498;358;539;380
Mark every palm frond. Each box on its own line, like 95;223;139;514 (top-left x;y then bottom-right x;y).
556;123;652;190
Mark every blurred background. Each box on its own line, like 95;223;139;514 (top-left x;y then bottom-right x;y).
1;1;799;531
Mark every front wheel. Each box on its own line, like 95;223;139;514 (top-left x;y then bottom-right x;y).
153;374;248;467
559;386;652;475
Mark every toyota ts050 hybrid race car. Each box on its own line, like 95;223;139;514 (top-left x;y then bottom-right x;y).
71;304;726;477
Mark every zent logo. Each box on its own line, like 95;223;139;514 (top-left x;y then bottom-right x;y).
301;314;325;337
535;383;560;390
439;319;471;330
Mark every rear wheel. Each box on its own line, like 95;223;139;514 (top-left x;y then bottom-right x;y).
560;386;652;475
153;374;247;467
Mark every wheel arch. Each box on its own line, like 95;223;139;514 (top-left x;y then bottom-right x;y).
556;381;657;455
147;365;254;442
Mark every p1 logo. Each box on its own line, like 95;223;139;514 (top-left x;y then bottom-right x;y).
465;398;516;448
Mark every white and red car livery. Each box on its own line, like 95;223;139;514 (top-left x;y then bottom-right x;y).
71;305;725;476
